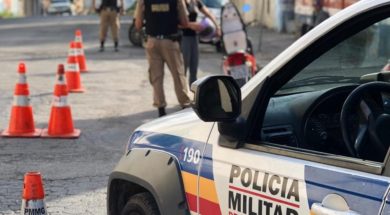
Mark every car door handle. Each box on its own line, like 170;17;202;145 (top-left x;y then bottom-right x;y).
311;202;361;215
310;194;361;215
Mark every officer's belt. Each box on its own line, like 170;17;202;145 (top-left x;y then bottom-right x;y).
148;34;181;41
102;6;118;11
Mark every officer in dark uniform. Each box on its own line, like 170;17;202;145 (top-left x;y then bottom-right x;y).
93;0;124;52
135;0;191;117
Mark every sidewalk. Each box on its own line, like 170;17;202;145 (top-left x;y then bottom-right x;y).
247;26;297;67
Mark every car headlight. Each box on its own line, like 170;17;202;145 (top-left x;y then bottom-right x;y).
126;131;143;154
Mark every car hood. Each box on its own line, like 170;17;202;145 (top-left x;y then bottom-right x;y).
135;108;215;143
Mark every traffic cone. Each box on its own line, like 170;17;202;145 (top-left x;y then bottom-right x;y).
74;29;88;73
1;63;41;137
21;172;47;215
42;64;81;138
65;41;85;93
382;59;390;72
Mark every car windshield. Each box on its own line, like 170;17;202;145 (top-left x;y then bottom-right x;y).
277;18;390;95
202;0;228;8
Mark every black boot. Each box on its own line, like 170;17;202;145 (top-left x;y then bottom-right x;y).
114;41;119;52
99;41;105;52
158;107;166;117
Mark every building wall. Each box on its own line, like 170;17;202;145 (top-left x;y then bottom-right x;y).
24;0;41;16
73;0;84;14
0;0;23;16
294;0;360;33
231;0;273;28
229;0;360;33
0;0;13;12
295;0;359;16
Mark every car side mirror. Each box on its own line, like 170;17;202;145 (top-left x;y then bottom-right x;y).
191;75;241;122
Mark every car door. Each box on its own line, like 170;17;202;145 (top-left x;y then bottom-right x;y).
203;129;390;215
381;192;390;214
197;1;390;214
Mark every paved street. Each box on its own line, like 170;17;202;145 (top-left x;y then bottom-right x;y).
0;15;295;214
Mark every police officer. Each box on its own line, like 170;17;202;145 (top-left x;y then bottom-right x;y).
135;0;192;117
93;0;124;52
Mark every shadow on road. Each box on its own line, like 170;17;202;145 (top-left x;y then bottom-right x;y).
0;106;186;212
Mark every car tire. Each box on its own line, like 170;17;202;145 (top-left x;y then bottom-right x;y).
121;192;160;215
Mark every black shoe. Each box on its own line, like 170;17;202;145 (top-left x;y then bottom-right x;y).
158;107;166;117
114;41;119;52
181;104;191;109
99;41;105;52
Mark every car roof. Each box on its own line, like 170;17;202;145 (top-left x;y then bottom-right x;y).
242;0;390;98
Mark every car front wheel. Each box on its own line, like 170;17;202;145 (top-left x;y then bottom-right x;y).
121;192;160;215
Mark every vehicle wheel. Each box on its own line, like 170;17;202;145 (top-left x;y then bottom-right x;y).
121;192;160;215
128;23;143;47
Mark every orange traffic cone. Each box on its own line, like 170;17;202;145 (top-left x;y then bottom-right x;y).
21;172;47;215
42;64;81;138
74;29;88;73
1;63;41;137
382;59;390;72
65;41;85;93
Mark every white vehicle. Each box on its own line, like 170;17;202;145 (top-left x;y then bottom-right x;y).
47;0;74;16
108;0;390;214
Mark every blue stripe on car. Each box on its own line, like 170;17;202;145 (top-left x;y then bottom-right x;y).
129;131;215;180
305;165;389;214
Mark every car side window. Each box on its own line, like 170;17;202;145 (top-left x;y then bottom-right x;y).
260;17;390;163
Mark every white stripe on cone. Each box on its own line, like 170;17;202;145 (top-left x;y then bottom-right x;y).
75;48;83;56
21;199;47;215
66;63;79;72
56;81;66;85
18;74;27;84
13;95;30;106
52;96;68;107
57;75;66;85
68;49;77;56
75;36;82;42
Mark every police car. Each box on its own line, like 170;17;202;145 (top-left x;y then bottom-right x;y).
108;0;390;214
47;0;75;16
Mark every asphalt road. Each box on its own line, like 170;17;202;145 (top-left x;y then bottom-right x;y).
0;15;295;214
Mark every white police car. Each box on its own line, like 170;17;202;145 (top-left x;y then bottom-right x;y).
47;0;75;16
108;0;390;214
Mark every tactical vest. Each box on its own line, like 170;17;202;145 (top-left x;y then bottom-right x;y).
144;0;178;36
